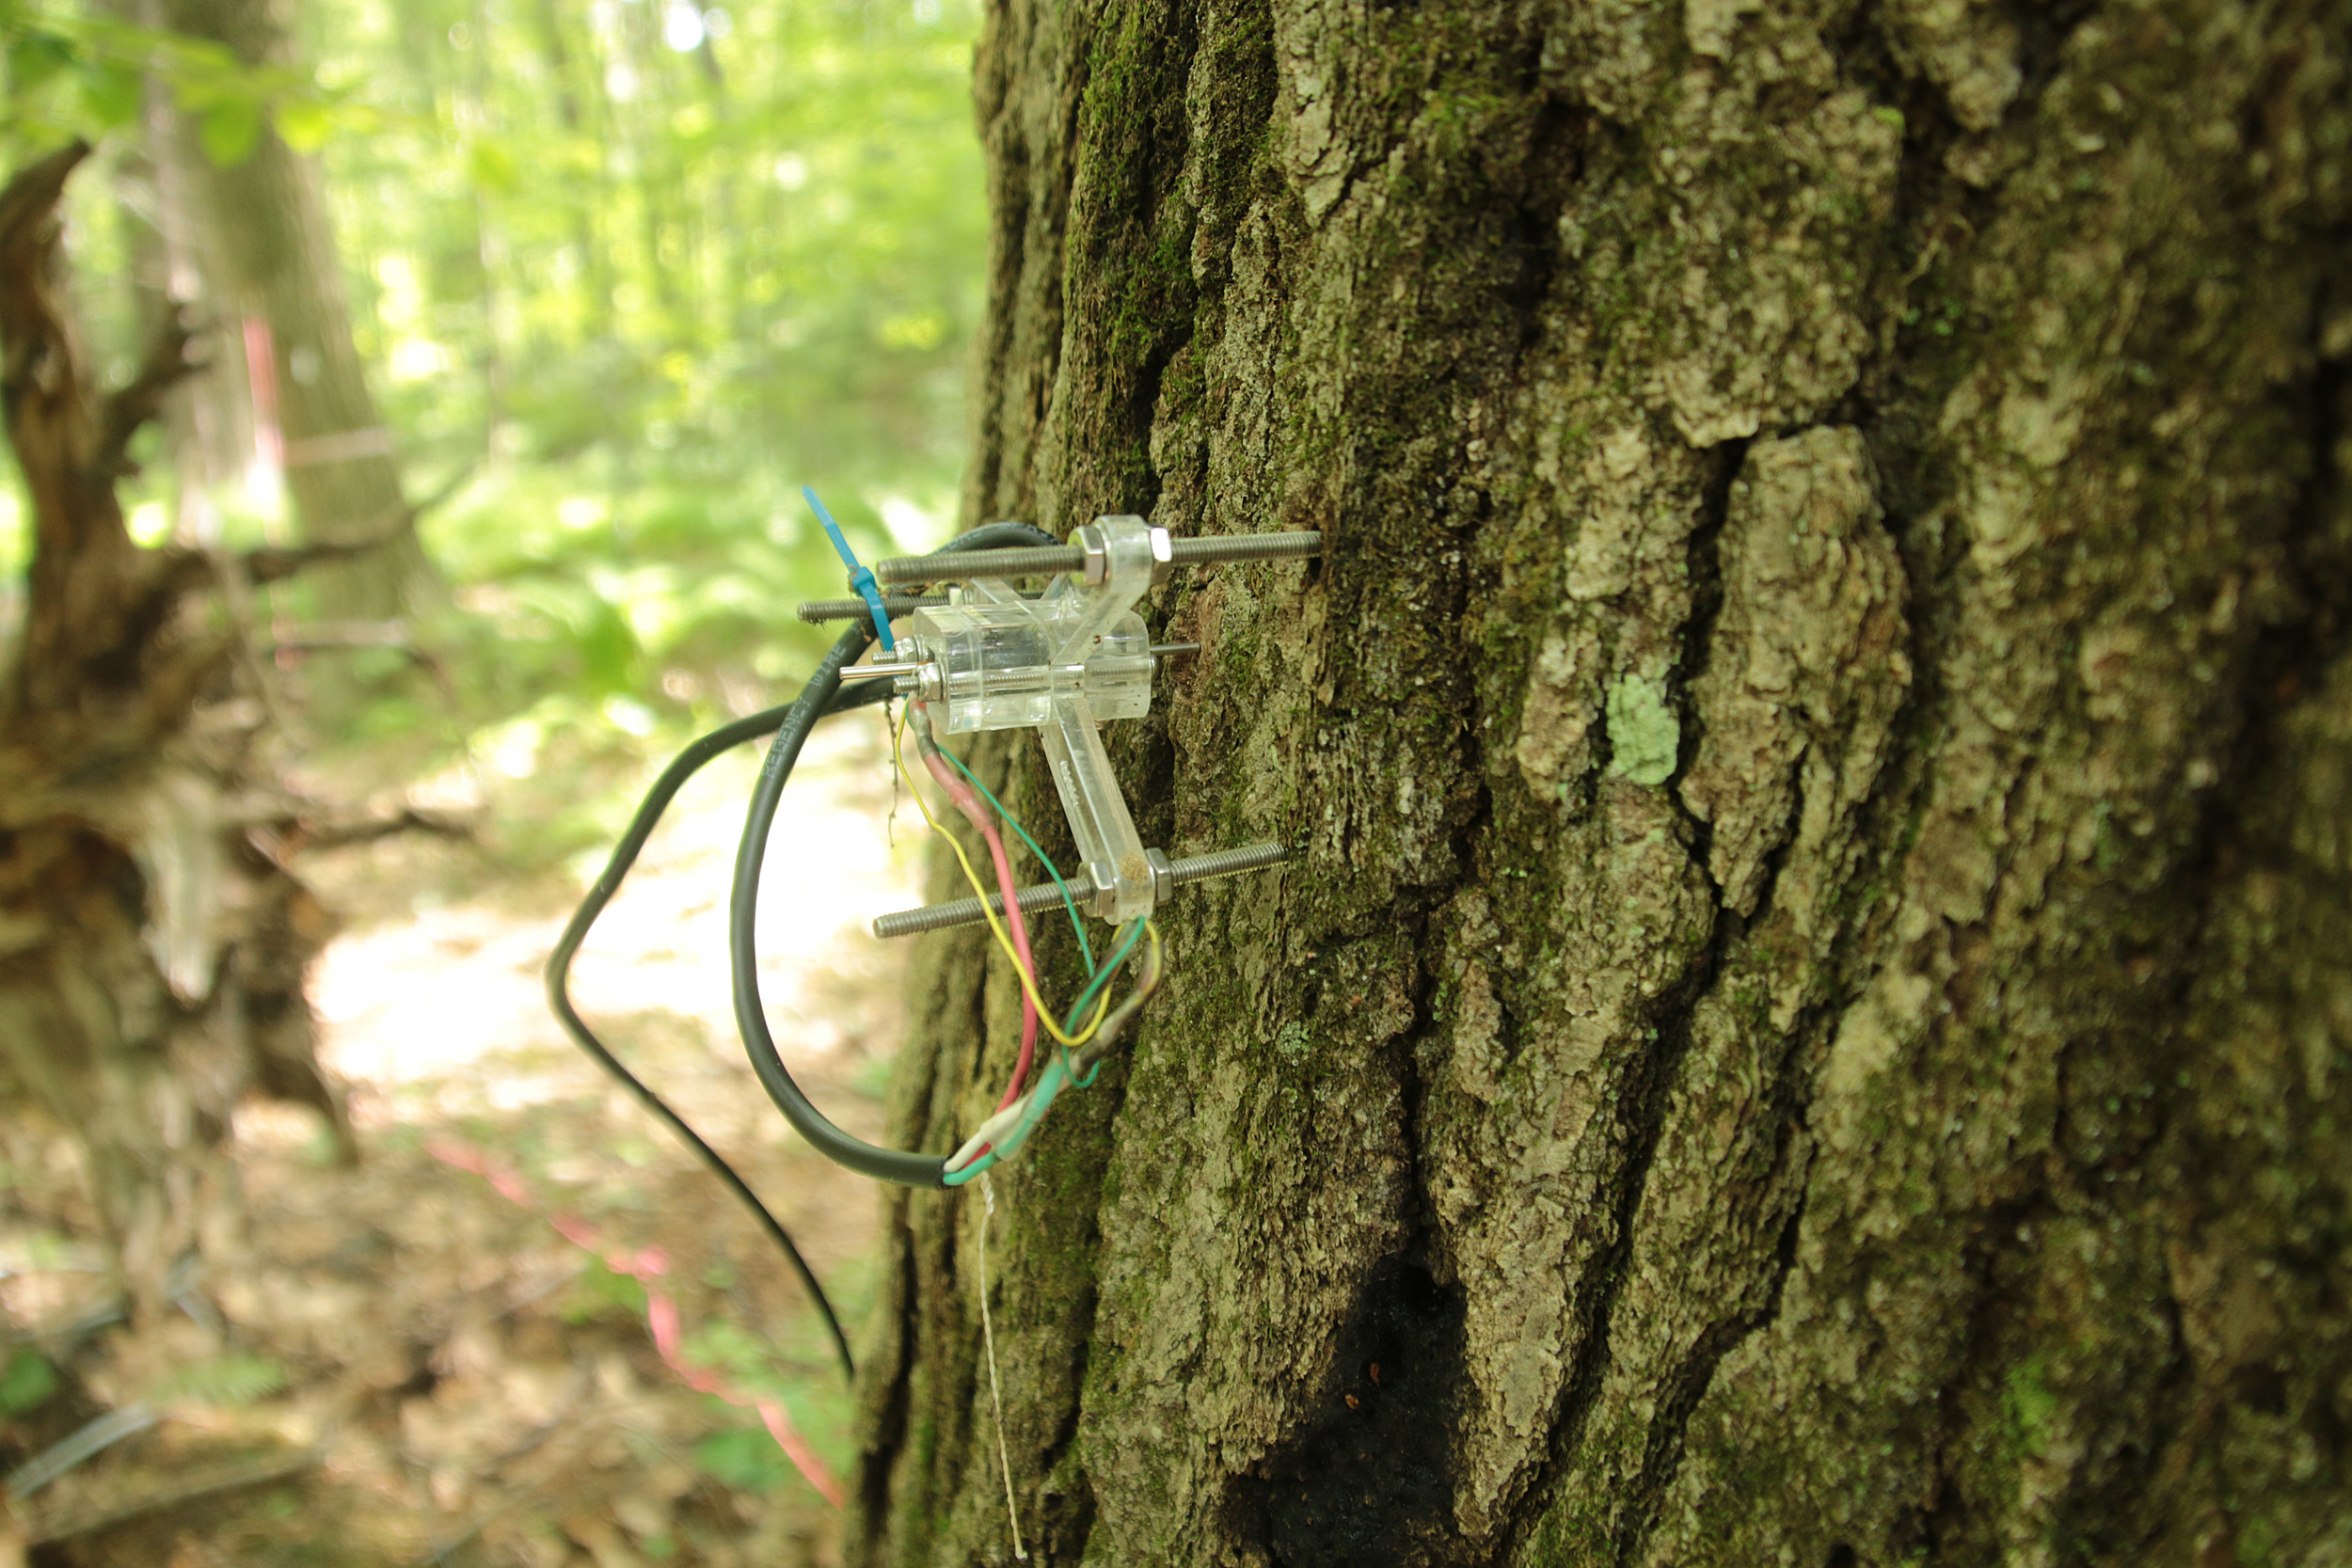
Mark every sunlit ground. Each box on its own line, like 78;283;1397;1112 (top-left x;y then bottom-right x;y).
318;717;920;1094
2;718;926;1568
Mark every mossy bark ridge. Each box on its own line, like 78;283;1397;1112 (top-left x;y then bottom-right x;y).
853;2;2352;1564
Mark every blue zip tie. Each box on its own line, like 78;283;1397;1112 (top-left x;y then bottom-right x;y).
804;485;895;652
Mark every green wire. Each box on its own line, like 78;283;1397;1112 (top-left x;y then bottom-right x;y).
1065;918;1148;1036
946;918;1156;1185
930;737;1094;971
1062;918;1147;1091
923;732;1149;1165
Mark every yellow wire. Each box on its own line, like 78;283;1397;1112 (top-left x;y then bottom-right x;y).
892;705;1110;1048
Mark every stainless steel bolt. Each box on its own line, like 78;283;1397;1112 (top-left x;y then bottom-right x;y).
869;841;1295;939
868;530;1321;588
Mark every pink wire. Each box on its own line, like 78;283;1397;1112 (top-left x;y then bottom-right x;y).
425;1138;846;1508
913;707;1041;1108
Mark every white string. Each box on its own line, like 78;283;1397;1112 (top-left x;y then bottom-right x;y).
978;1176;1026;1560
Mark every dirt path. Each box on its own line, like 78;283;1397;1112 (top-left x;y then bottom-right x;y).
6;721;926;1568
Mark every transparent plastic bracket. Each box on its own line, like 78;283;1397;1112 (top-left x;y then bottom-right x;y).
904;515;1161;924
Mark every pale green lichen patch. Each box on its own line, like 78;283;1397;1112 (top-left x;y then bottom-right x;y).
1605;673;1680;786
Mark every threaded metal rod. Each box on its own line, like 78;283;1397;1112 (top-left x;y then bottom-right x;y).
800;590;1064;625
871;840;1294;940
1167;531;1323;568
868;531;1321;588
872;545;1074;585
797;594;947;625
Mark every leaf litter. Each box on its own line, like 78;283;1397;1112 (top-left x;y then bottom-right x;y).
0;721;921;1568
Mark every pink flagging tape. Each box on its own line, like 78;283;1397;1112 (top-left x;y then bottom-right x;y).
424;1138;847;1509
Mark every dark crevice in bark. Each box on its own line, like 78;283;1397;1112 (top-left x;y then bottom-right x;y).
2007;0;2104;103
1043;1469;1098;1563
958;946;997;1131
1848;0;2104;451
1740;767;1804;933
1664;432;1753;891
2186;261;2352;738
857;1221;924;1528
969;141;1027;512
1612;924;1840;1562
1234;1254;1475;1568
1499;96;1588;353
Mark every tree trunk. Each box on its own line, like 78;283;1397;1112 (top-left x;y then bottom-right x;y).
157;0;440;629
851;2;2352;1564
0;144;348;1320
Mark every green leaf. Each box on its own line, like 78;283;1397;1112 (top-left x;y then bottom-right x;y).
463;136;519;194
5;30;75;95
578;598;641;694
557;1257;645;1326
77;59;142;129
693;1428;786;1491
199;95;263;166
0;1345;59;1415
273;95;331;152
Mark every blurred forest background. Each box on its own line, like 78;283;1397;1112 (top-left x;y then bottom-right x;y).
0;0;978;1560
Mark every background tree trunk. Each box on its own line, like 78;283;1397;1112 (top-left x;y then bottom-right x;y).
852;1;2352;1564
156;0;440;630
0;144;347;1320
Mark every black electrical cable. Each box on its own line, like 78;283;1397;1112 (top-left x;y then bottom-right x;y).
548;522;1058;1386
546;682;892;1385
730;521;1060;1189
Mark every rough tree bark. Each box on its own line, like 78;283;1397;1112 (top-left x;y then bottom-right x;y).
850;1;2352;1564
0;144;348;1318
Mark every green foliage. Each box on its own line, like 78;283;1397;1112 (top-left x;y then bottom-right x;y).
558;1256;648;1326
693;1425;788;1491
2;0;991;808
302;0;987;742
0;1344;60;1414
196;90;261;164
678;1296;861;1494
0;2;389;166
149;1352;291;1407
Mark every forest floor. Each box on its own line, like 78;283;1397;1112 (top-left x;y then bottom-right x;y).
1;718;926;1568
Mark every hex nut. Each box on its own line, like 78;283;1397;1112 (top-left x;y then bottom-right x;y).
1074;524;1111;586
